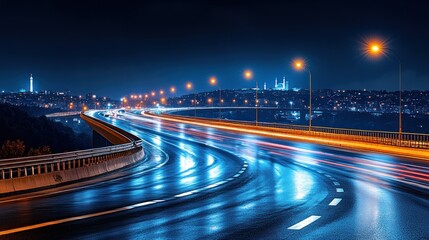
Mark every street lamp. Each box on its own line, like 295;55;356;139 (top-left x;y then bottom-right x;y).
170;87;176;107
244;69;258;126
293;59;312;131
209;76;222;120
186;82;196;116
364;39;403;137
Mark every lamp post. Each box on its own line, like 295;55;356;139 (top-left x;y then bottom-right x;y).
244;69;258;126
293;59;312;131
209;76;222;120
170;86;176;107
186;82;196;116
365;40;403;137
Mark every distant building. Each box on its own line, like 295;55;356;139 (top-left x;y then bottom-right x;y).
273;76;287;90
29;74;33;93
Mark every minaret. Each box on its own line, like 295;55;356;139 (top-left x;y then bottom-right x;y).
30;74;33;93
264;82;267;90
275;77;278;88
282;76;286;90
286;79;289;91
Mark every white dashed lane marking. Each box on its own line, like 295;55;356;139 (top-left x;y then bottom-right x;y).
336;188;344;193
333;182;340;186
329;198;342;206
287;215;321;230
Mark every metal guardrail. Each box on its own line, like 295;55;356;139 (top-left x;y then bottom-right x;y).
0;113;142;180
156;113;429;149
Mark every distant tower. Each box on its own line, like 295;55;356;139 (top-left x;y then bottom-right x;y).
275;77;278;88
286;79;289;91
282;76;286;90
264;82;267;90
30;74;33;93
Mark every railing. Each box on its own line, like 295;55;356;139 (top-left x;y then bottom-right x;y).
153;112;429;149
0;112;143;180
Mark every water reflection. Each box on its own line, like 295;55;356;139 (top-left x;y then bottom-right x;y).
293;170;314;200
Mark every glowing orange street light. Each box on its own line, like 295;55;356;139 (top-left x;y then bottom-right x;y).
186;82;193;90
292;58;312;131
244;69;258;125
170;87;176;93
244;70;253;80
363;38;403;136
159;90;164;95
209;77;217;85
363;38;387;58
151;91;156;97
371;45;380;53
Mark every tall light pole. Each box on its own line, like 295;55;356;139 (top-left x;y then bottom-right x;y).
365;39;403;137
293;59;312;131
244;69;258;126
186;82;196;116
170;86;176;107
209;76;222;120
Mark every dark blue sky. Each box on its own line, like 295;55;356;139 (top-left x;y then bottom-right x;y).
0;0;428;99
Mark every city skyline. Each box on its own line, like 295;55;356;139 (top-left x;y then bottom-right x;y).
1;1;429;99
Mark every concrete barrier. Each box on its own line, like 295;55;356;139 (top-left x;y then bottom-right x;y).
0;149;144;194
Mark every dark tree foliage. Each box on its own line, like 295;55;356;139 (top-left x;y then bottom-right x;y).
27;145;52;156
0;103;90;156
0;139;26;159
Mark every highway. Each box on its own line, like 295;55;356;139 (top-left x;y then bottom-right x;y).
0;111;428;239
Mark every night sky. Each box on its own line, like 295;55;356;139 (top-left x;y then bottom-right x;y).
1;0;428;99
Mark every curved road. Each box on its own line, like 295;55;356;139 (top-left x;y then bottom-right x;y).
0;111;428;239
